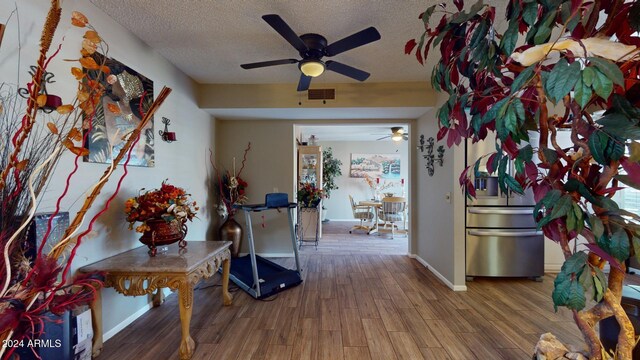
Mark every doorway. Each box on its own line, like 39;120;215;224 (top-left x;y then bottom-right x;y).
294;123;411;255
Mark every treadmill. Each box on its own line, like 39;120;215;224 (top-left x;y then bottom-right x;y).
229;193;302;299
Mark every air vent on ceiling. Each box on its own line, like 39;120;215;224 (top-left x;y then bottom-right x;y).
308;89;335;100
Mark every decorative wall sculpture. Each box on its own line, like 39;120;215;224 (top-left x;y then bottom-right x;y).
417;134;445;177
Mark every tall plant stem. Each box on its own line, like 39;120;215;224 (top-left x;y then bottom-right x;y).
0;0;61;191
49;87;172;259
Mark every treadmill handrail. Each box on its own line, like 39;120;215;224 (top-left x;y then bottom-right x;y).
235;203;298;212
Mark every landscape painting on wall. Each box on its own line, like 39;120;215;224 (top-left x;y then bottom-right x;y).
350;153;401;179
83;53;155;167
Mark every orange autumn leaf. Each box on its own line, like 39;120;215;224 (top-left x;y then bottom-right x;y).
71;11;88;28
82;39;97;55
84;30;101;44
80;48;91;57
16;159;29;171
68;128;82;141
107;103;121;115
79;57;100;70
36;94;47;107
56;104;74;114
79;100;96;114
100;65;110;74
69;147;90;157
86;79;102;90
77;90;89;102
71;67;84;80
62;139;74;150
47;122;59;135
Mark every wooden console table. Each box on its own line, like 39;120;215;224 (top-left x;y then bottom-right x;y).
79;241;232;360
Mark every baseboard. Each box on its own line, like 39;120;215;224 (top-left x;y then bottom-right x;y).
408;254;467;292
103;302;154;342
238;252;295;258
544;264;562;273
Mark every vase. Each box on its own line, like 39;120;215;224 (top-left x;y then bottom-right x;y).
219;217;242;257
139;218;188;256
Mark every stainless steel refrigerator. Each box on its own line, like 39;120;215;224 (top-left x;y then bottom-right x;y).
465;133;544;280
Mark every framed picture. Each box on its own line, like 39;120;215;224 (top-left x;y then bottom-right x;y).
83;53;155;167
350;153;401;179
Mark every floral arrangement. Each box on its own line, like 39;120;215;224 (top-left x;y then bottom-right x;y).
124;180;198;233
209;143;251;218
0;3;171;354
297;182;325;207
363;173;396;193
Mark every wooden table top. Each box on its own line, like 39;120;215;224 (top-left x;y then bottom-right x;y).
359;200;382;207
79;241;231;274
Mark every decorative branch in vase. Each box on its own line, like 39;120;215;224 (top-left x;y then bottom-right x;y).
363;174;398;200
0;3;171;353
209;143;251;257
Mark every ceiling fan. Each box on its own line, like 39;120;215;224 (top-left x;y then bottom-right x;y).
376;127;409;141
240;14;381;91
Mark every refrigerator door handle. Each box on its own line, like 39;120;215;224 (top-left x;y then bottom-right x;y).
467;208;533;215
467;230;543;237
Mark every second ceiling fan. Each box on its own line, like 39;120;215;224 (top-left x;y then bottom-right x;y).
241;14;381;91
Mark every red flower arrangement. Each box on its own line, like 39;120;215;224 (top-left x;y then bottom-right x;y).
297;182;325;208
209;143;251;218
124;180;198;233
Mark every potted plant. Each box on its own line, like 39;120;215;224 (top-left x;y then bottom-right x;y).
297;182;325;208
322;147;343;221
407;1;640;358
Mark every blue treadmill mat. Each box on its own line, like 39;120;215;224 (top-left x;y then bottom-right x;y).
229;254;302;299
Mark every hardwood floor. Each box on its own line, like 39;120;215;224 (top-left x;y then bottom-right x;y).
99;223;585;360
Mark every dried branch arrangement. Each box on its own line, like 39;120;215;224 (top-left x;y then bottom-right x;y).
0;1;171;356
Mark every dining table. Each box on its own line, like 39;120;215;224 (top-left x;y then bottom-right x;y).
358;200;382;234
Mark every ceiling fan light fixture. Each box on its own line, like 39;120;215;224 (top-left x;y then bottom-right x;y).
300;59;325;77
391;133;403;141
391;126;404;134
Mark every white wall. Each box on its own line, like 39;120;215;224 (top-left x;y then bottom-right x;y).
215;120;296;255
413;101;466;289
1;0;215;337
413;101;569;290
319;140;409;220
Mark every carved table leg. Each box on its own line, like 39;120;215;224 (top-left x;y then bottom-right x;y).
152;288;164;307
178;283;195;360
91;288;104;357
221;257;233;306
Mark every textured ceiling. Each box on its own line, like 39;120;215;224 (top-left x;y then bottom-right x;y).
89;0;508;85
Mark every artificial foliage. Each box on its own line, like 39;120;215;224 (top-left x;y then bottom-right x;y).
124;180;198;233
0;2;171;354
209;142;251;218
322;147;343;199
407;0;640;358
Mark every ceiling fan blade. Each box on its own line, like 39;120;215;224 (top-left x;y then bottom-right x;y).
241;59;298;69
376;135;391;140
325;61;370;81
325;27;381;56
297;74;312;92
262;14;308;53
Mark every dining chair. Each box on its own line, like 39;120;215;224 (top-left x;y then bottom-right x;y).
378;197;407;239
349;195;374;234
